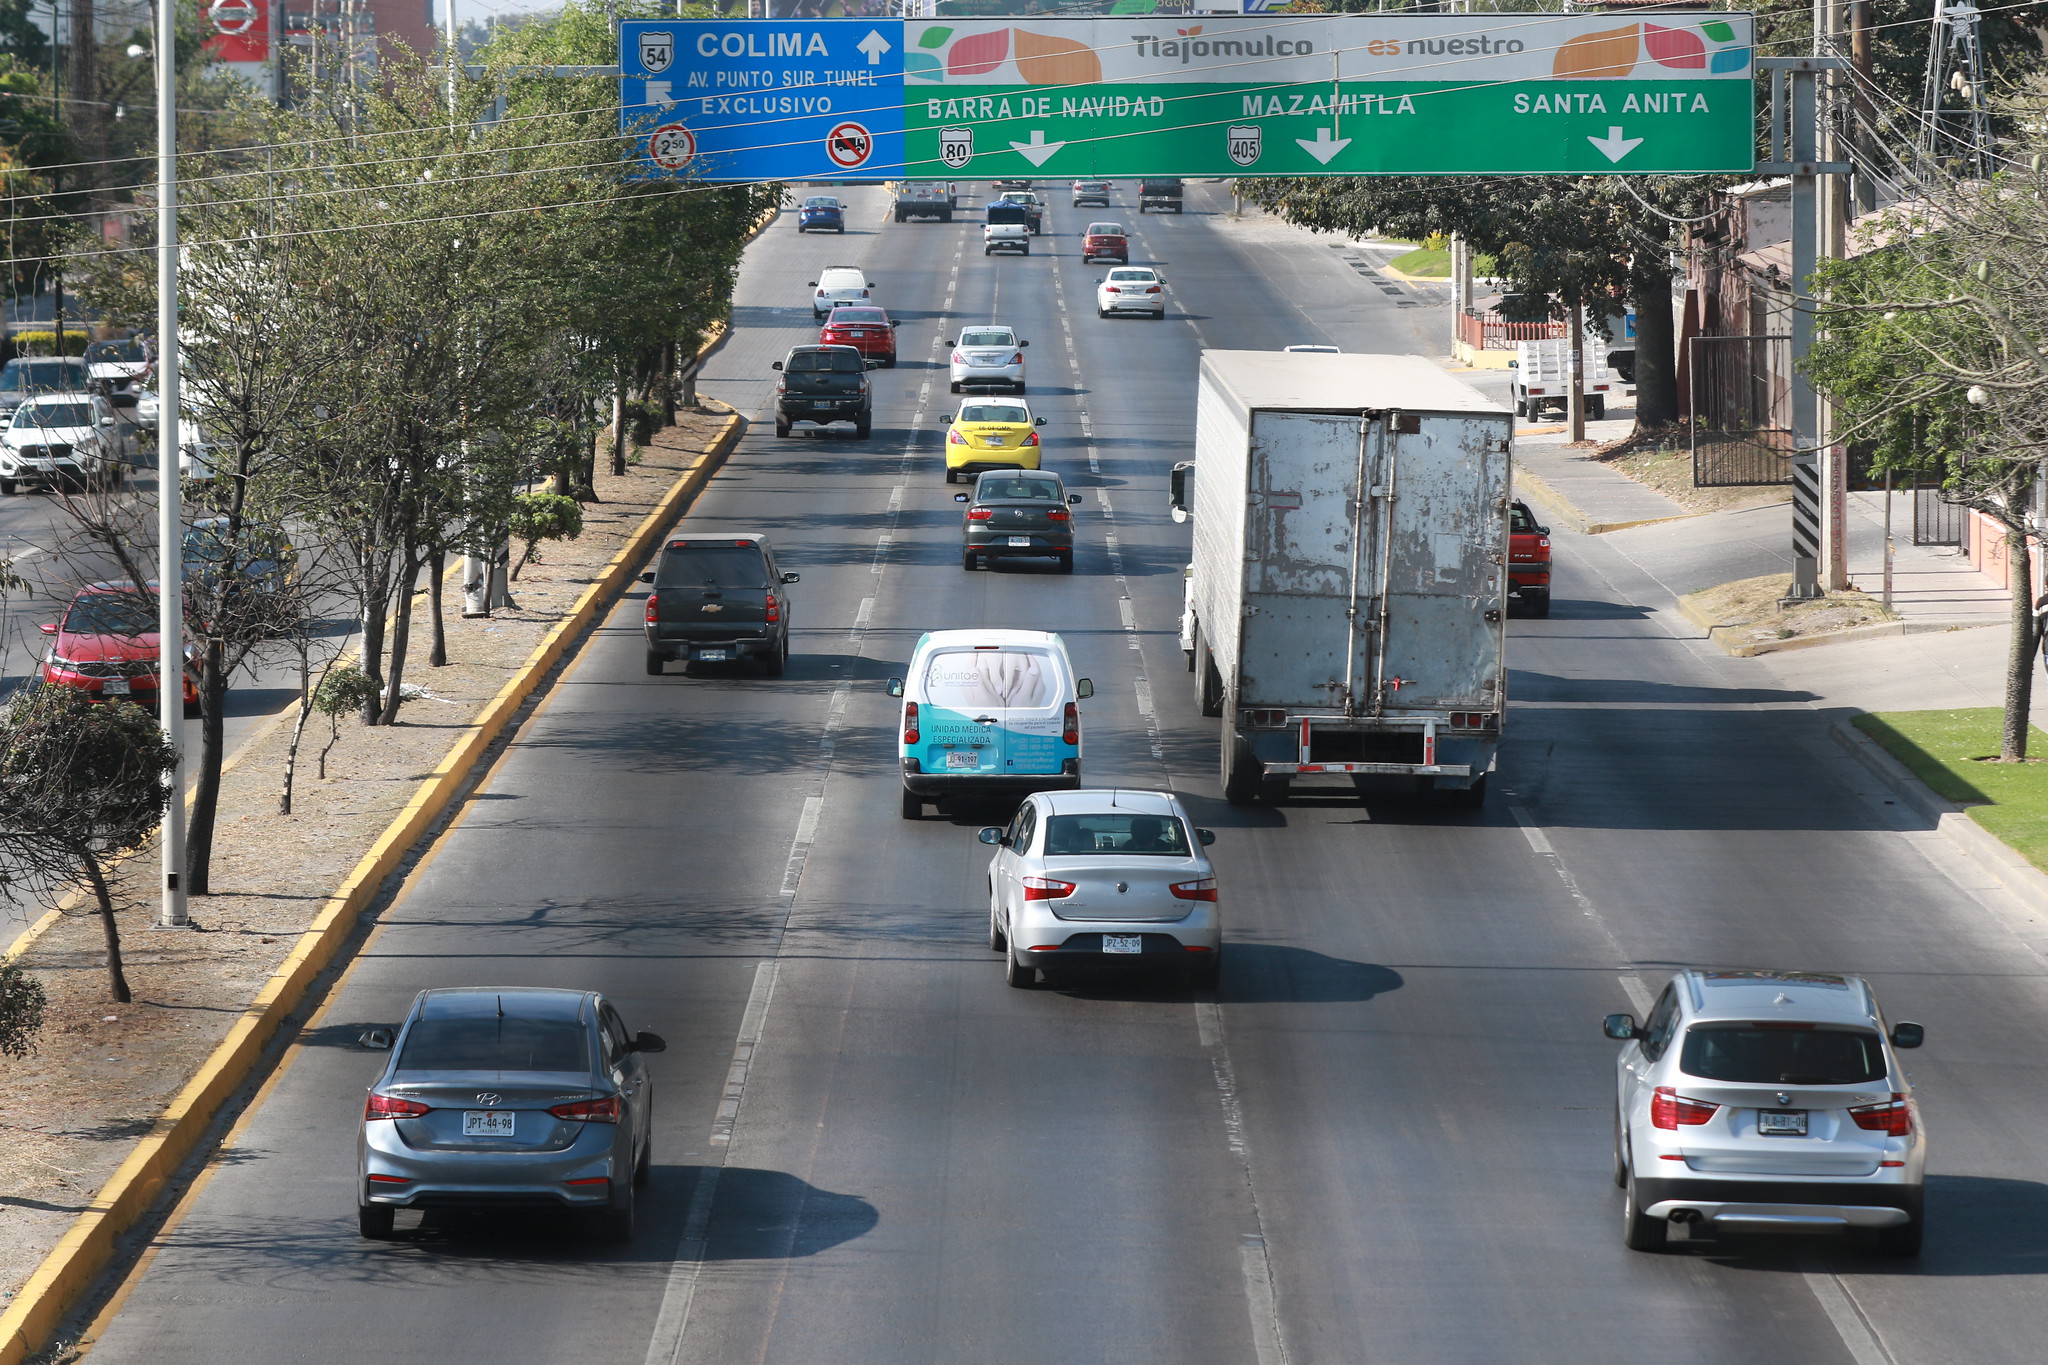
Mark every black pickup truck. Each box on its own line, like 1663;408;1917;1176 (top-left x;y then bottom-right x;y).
1138;179;1183;214
771;345;871;439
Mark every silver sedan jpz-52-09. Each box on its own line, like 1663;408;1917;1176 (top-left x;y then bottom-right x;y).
1605;969;1927;1255
949;325;1029;393
982;789;1219;990
356;986;665;1243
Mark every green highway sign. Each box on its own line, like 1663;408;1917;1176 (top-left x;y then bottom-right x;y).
622;13;1755;181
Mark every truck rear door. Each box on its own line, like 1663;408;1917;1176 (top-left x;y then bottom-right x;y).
653;542;770;650
1239;411;1366;710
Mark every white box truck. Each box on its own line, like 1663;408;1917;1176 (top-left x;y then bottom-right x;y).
1173;351;1513;807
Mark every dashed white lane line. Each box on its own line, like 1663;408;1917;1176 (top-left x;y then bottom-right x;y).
1195;997;1291;1365
777;794;824;904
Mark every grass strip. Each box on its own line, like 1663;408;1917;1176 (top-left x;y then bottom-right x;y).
1854;708;2048;871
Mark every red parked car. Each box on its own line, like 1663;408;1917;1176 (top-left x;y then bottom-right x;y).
818;306;898;368
39;580;199;715
1509;500;1551;617
1082;222;1128;264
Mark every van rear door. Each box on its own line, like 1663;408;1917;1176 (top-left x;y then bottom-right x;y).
916;646;1067;778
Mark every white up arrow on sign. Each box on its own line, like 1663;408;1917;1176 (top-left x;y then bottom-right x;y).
857;30;892;65
1008;130;1066;166
1295;128;1351;165
1587;126;1644;163
643;80;675;108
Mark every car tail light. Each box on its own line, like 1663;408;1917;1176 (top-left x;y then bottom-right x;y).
1247;709;1287;727
1022;876;1076;900
366;1173;412;1183
948;428;966;445
1046;508;1069;522
902;701;919;745
365;1093;430;1120
1650;1087;1719;1130
1537;537;1550;551
644;593;658;623
967;508;993;521
1170;877;1218;901
1062;701;1079;745
1104;286;1120;294
1146;286;1162;294
1849;1094;1912;1136
951;351;966;364
549;1095;621;1123
1010;352;1025;364
860;288;870;297
1023;432;1039;447
764;591;780;623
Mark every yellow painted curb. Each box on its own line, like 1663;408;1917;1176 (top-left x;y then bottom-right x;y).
0;412;745;1365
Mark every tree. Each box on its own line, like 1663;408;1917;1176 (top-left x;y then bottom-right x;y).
1805;167;2048;761
0;687;176;1003
0;958;45;1059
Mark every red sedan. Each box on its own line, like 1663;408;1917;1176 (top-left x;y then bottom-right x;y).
1082;222;1128;264
39;580;199;716
819;306;898;368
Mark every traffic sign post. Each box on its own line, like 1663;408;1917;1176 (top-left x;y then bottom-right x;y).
620;14;1754;181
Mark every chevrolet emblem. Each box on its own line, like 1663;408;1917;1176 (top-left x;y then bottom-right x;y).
701;603;724;612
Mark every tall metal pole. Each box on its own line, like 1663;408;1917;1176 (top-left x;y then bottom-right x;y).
443;0;458;115
156;0;187;928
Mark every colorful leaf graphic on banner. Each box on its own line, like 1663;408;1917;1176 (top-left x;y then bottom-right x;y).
1701;20;1735;42
919;26;951;48
1644;24;1705;69
1709;47;1750;73
906;52;943;81
947;28;1009;77
1552;24;1637;78
1015;29;1101;85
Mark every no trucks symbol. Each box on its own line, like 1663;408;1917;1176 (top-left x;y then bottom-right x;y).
647;123;697;173
826;122;875;170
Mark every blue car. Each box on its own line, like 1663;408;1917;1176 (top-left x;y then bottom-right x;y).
797;195;845;233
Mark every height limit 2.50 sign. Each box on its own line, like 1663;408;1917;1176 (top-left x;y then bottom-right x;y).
620;14;1755;181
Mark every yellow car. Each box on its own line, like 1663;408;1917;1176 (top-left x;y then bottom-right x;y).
942;398;1046;483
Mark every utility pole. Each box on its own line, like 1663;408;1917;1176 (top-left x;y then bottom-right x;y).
155;0;187;927
1818;0;1849;593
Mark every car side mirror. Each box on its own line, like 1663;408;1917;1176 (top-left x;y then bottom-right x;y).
1601;1013;1643;1042
1507;359;1519;369
781;571;800;584
939;415;951;424
639;572;654;584
807;281;817;287
978;826;1004;845
38;621;57;634
1020;340;1030;348
1890;1021;1925;1049
1196;828;1216;846
358;1027;394;1050
1538;526;1550;536
886;678;905;698
955;492;970;502
1068;494;1081;505
1075;678;1094;699
99;416;114;426
1034;417;1047;427
890;321;900;328
770;361;783;371
633;1031;667;1054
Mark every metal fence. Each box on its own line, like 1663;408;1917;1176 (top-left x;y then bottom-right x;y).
1456;310;1567;353
1688;333;1795;487
1912;481;1966;546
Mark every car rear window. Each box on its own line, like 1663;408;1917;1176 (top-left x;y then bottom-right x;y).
1679;1025;1887;1085
978;476;1058;501
1;360;87;392
1087;223;1123;235
786;350;864;373
656;544;768;588
959;404;1026;423
398;1016;590;1073
1108;270;1154;283
16;402;93;427
803;197;839;208
817;270;865;288
64;594;156;636
1043;813;1189;856
922;649;1059;709
830;309;885;324
960;330;1014;347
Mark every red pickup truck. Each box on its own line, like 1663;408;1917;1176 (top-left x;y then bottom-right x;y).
1509;500;1551;617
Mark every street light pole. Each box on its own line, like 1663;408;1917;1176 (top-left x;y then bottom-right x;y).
155;0;187;927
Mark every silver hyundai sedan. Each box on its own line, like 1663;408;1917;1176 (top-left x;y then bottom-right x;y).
356;987;663;1242
949;325;1028;393
982;789;1219;989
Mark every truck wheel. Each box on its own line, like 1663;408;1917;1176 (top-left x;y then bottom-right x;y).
1588;397;1606;421
1258;776;1291;806
1222;728;1261;806
1197;640;1224;719
943;211;953;223
645;650;664;677
1525;589;1551;619
900;788;922;820
1513;398;1528;418
775;419;790;438
762;638;788;677
855;421;872;440
0;477;14;495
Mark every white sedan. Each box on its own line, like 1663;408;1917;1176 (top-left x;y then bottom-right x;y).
949;326;1028;393
1095;266;1166;318
980;789;1219;989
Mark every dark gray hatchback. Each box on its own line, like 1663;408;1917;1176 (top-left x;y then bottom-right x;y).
957;470;1080;572
640;534;799;675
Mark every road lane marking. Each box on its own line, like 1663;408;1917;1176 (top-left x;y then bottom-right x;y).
643;961;781;1365
777;794;823;904
1239;1236;1290;1365
1796;1254;1897;1365
1616;975;1653;1016
1195;992;1291;1365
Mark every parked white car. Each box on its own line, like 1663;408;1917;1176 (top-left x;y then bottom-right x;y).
810;266;874;319
0;392;131;493
1605;969;1927;1255
980;789;1219;990
949;326;1028;393
1095;266;1166;318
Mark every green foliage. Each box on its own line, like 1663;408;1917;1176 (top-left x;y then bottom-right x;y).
313;663;380;721
11;329;89;356
0;958;45;1060
510;492;584;548
1854;710;2048;872
0;687;177;850
625;400;662;448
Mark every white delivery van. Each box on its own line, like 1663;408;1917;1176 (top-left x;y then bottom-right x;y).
889;628;1093;819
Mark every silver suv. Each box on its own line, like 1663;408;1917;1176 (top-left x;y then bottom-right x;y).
1604;970;1926;1255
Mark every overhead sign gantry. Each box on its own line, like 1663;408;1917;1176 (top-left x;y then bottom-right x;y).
619;13;1755;182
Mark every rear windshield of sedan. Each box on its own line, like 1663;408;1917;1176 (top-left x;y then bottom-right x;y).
828;309;886;324
786;349;864;373
802;197;840;209
1086;223;1124;235
923;649;1058;709
65;594;156;636
85;339;144;363
398;1016;591;1073
15;402;93;427
1679;1024;1887;1085
1044;814;1189;856
959;404;1027;423
959;330;1015;347
1108;270;1155;283
655;544;769;589
1;360;87;392
978;476;1060;501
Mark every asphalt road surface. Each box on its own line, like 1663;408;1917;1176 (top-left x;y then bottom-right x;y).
80;184;2048;1365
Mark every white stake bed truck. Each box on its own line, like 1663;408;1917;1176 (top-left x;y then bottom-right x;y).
1174;351;1513;807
